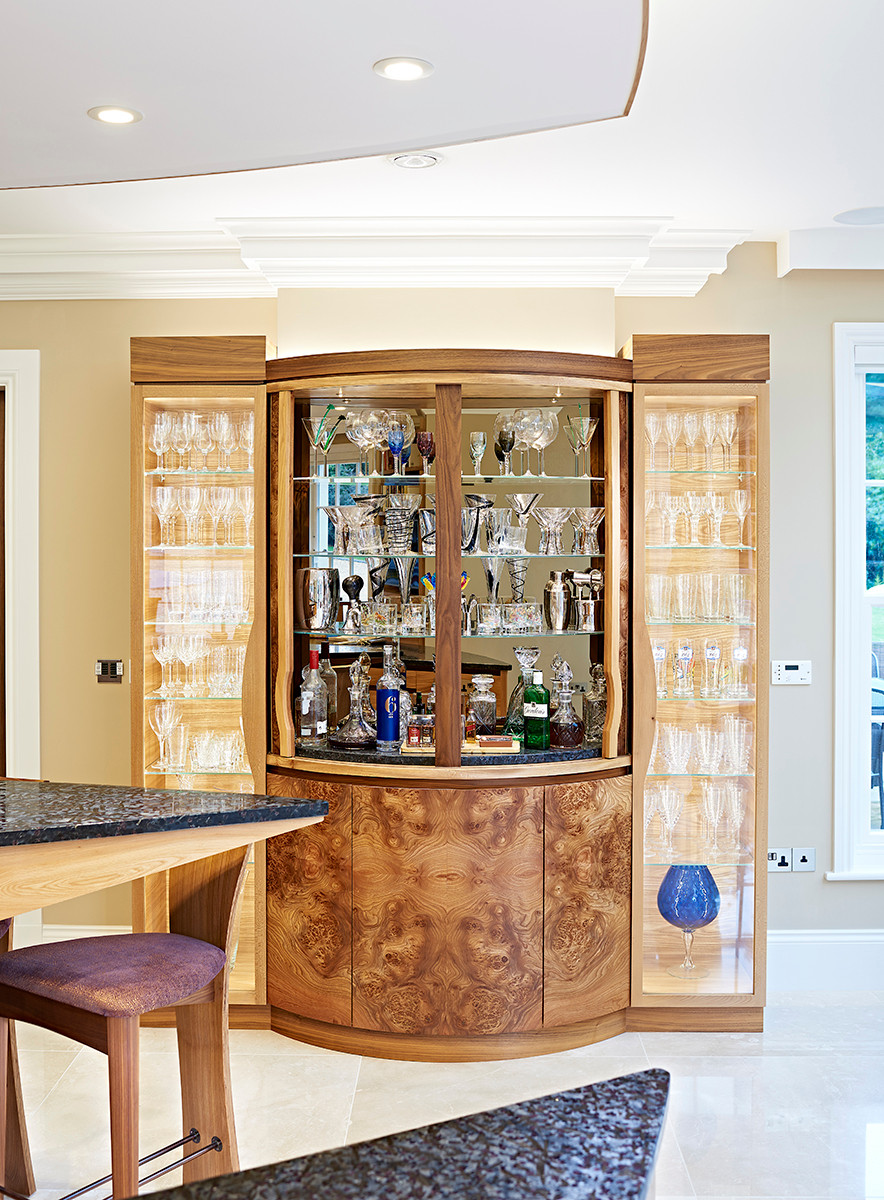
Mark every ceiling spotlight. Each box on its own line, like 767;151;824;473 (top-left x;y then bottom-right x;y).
389;152;441;170
834;207;884;225
373;57;434;82
87;106;143;125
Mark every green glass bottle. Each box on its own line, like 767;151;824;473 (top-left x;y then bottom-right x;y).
523;670;550;750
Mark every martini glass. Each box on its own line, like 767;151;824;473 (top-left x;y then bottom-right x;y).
656;864;720;979
321;507;350;554
532;507;574;556
303;414;337;476
504;645;541;735
570;507;605;555
573;416;599;477
506;493;542;530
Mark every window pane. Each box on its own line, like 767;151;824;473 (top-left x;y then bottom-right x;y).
865;374;884;831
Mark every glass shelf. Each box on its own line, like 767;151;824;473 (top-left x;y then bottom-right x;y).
144;620;253;629
146;693;243;701
646;543;755;552
646;469;756;477
656;695;756;703
292;473;606;485
461;474;605;484
145;468;254;477
644;856;752;868
463;630;603;639
646;619;756;628
646;772;755;779
297;552;604;560
147;544;253;553
144;766;251;776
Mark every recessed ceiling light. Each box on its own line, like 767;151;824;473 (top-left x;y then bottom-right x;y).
389;152;441;170
87;106;143;125
372;57;434;82
834;207;884;225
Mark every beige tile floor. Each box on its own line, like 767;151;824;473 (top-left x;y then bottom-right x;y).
13;990;884;1200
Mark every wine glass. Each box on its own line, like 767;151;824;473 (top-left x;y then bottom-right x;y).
686;492;706;545
416;431;436;476
148;414;172;472
206;486;232;547
171;416;194;472
514;409;542;475
656;864;721;979
177;487;202;545
235;486;255;546
705;492;726;545
645;412;663;470
701;411;719;470
382;410;415;476
656;782;684;856
239;414;255;471
345;411;372;475
531;411;559;477
151;487;178;547
493;413;518;476
148;701;180;770
151;636;176;696
469;431;486;476
193;418;214;471
731;488;751;545
700;780;725;858
212;413;235;471
663;412;682;471
682;410;701;470
719;410;739;470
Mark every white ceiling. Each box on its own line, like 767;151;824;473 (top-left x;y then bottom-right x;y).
1;0;882;298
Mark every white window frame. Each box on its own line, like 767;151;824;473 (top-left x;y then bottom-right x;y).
831;324;884;879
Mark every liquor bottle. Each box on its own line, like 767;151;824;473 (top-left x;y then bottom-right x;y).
319;656;338;731
297;648;328;746
523;670;550;750
550;686;585;749
407;694;424;748
421;702;435;748
376;644;401;753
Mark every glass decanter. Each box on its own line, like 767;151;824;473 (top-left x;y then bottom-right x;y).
329;660;376;748
468;675;497;735
550;686;585;749
504;646;541;735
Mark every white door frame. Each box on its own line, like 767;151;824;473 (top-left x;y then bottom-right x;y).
0;351;40;779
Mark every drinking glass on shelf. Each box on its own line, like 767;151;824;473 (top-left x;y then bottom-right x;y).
682;410;701;470
238;414;255;471
531;411;559;477
151;486;178;546
565;416;598;478
673;574;696;622
723;780;747;852
657;782;684;856
374;602;398;635
700;780;725;858
697;572;722;622
701;411;719;470
663;412;683;470
732;488;751;546
719;410;739;470
171;415;195;471
695;724;724;774
661;723;693;774
645;412;663;471
644;785;660;853
660;494;684;545
148;414;172;472
652;639;667;699
167;724;190;772
382;410;415;476
401;599;428;635
152;636;177;696
177;487;202;545
725;572;753;623
722;714;753;773
193;418;214;471
645;574;672;622
469;431;486;476
700;638;722;698
686;492;706;545
212;413;233;470
493;413;518;476
672;639;695;697
205;486;231;547
416;431;436;476
148;701;180;770
235;486;255;546
705;492;726;545
514;409;542;475
727;640;751;698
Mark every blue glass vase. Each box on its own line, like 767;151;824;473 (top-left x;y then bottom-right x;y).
656;864;721;979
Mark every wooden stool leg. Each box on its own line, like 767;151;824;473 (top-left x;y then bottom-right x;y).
175;997;237;1182
106;1017;139;1200
0;1016;8;1189
5;1022;35;1196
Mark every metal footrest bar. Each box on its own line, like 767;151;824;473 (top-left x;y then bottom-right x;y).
0;1183;31;1200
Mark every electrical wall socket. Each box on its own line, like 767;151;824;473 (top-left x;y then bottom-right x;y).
768;847;792;872
792;847;816;872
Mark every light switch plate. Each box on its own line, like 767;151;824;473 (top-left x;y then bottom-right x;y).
771;660;812;685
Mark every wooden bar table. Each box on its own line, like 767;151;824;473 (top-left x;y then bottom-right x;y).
0;778;327;1191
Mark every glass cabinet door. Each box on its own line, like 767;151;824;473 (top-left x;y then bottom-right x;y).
635;383;767;1000
135;386;264;795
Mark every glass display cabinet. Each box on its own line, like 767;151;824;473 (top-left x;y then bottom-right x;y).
629;334;769;1013
130;335;269;1005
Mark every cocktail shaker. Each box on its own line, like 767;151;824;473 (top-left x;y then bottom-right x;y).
294;567;340;631
544;571;573;632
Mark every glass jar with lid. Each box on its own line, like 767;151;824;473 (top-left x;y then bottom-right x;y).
550;686;586;749
468;675;497;735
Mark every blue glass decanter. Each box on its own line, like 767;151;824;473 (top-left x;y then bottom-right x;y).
656;864;721;980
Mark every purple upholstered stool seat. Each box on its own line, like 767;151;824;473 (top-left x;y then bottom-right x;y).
0;932;226;1017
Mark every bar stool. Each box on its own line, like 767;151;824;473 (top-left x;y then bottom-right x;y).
0;845;250;1200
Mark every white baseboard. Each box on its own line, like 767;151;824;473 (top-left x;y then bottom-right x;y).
41;923;132;943
767;928;884;990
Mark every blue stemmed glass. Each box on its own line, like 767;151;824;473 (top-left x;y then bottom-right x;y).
383;410;414;477
656;864;721;979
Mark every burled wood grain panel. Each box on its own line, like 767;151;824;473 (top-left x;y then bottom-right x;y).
618;390;630;756
352;786;543;1037
544;776;632;1027
265;774;352;1025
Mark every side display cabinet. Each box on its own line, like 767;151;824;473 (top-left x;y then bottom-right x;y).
629;335;769;1016
130;336;270;1005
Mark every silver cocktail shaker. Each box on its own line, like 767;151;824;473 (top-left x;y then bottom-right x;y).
294;567;340;631
544;571;573;632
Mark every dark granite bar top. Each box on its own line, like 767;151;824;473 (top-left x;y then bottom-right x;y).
294;745;602;768
0;779;327;847
151;1069;669;1200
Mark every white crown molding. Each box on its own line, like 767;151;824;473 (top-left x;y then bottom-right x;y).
0;220;749;300
779;227;884;275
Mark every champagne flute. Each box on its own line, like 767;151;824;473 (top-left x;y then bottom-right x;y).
701;411;719;471
719;410;739;470
239;414;255;471
682;410;701;470
732;488;751;546
235;486;255;546
645;412;663;470
469;431;486;476
663;412;683;470
193;418;214;471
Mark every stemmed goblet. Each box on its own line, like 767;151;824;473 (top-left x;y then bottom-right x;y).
193;419;214;471
469;432;486;477
657;783;684;856
706;492;726;545
570;508;605;555
148;701;180;770
152;636;177;696
416;431;436;476
151;487;178;547
148;414;172;472
235;486;255;546
493;413;518;476
239;414;255;471
731;489;751;546
686;492;706;545
701;411;719;471
645;412;663;470
177;487;202;545
656;864;721;979
530;411;559;476
506;493;542;529
217;413;240;471
171;414;195;471
719;410;739;470
344;410;372;476
682;410;701;470
383;410;415;477
663;412;683;470
531;506;574;556
206;486;232;547
514;409;542;475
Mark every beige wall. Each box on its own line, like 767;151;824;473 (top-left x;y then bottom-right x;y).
0;298;276;924
5;250;882;932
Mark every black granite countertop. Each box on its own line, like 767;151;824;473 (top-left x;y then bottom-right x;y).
295;745;602;768
0;779;327;847
150;1069;669;1200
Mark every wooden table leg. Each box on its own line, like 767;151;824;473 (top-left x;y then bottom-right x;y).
0;924;34;1197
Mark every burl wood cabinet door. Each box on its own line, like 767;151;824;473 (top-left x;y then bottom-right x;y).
352;786;543;1036
266;774;352;1024
544;776;632;1026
